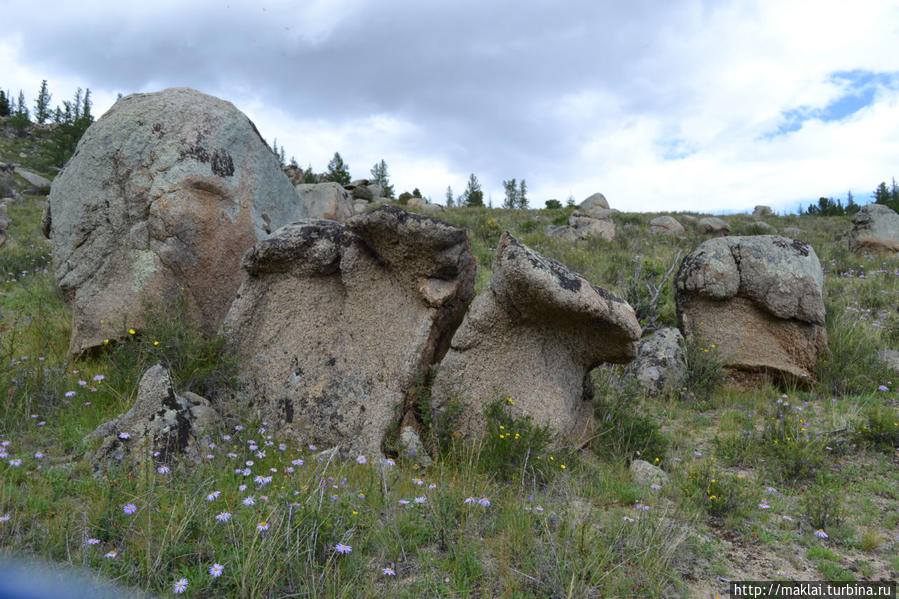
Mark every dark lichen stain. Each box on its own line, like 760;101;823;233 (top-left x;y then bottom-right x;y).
152;123;164;138
211;149;234;177
179;142;210;164
772;236;810;257
279;398;294;422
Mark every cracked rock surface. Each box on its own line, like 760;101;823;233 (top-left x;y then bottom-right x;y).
676;235;827;381
48;87;306;355
222;206;475;457
431;231;641;445
85;363;219;474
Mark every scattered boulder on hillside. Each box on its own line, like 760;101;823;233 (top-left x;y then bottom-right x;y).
407;196;445;215
630;459;669;487
431;232;642;445
546;211;615;242
627;327;686;395
750;221;777;234
848;204;899;253
85;363;220;473
14;167;51;194
48;87;306;355
782;226;803;238
222;206;476;457
294;182;354;222
676;235;827;382
580;192;610;217
650;215;685;236
697;217;730;236
346;179;388;202
753;205;774;217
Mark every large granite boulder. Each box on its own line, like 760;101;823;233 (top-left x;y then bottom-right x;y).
676;235;827;381
650;215;685;236
752;205;774;217
85;363;219;472
848;204;899;253
697;217;730;236
580;192;610;218
295;182;354;222
222;206;476;456
627;327;686;395
431;232;642;444
48;87;305;355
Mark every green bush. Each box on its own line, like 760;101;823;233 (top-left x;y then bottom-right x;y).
853;404;899;452
816;300;892;396
680;460;746;519
477;398;558;483
590;372;668;462
679;338;724;405
802;475;843;530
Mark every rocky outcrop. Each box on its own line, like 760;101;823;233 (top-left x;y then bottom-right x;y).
627;327;686;395
222;206;475;457
848;204;899;253
752;205;773;217
48;87;306;355
546;211;615;242
431;232;641;445
580;192;609;217
295;182;355;222
85;363;219;472
650;215;685;236
676;235;827;382
697;217;730;236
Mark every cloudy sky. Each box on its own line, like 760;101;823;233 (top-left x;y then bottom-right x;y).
2;0;898;213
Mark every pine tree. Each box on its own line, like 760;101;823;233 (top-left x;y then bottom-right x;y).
502;178;518;209
517;179;528;209
461;173;484;207
0;90;10;117
325;152;351;185
16;90;28;119
370;160;394;197
874;182;890;205
445;185;454;207
34;80;51;124
303;163;317;184
10;89;30;134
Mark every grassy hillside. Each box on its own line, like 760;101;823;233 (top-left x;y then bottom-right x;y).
0;129;897;598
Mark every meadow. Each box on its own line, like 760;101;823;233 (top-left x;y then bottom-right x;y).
1;130;897;598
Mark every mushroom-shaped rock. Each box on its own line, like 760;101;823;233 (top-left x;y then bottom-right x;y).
676;235;826;382
222;206;475;456
85;363;219;473
580;192;610;217
848;204;899;253
431;232;642;444
49;87;305;355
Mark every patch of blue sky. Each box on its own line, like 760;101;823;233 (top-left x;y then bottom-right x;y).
657;137;697;160
761;69;899;139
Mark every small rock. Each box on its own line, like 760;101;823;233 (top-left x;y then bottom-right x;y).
399;428;433;467
630;459;669;486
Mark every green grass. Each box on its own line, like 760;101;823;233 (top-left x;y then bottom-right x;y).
1;134;898;596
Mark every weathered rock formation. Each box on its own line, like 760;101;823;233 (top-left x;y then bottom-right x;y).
48;87;306;355
431;232;642;444
627;327;686;395
546;211;615;241
848;204;899;253
85;363;219;472
650;215;685;236
752;205;773;217
222;206;476;456
697;216;730;236
580;192;610;217
295;182;355;222
676;235;827;381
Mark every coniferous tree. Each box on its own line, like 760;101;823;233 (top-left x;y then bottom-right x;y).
370;159;394;197
303;163;317;183
34;80;51;124
10;89;30;135
461;173;484;207
325;152;351;185
518;179;528;209
51;87;95;166
446;185;454;207
874;182;890;205
502;178;518;209
0;90;10;117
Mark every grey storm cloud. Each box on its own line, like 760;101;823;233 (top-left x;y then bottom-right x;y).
10;0;687;183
